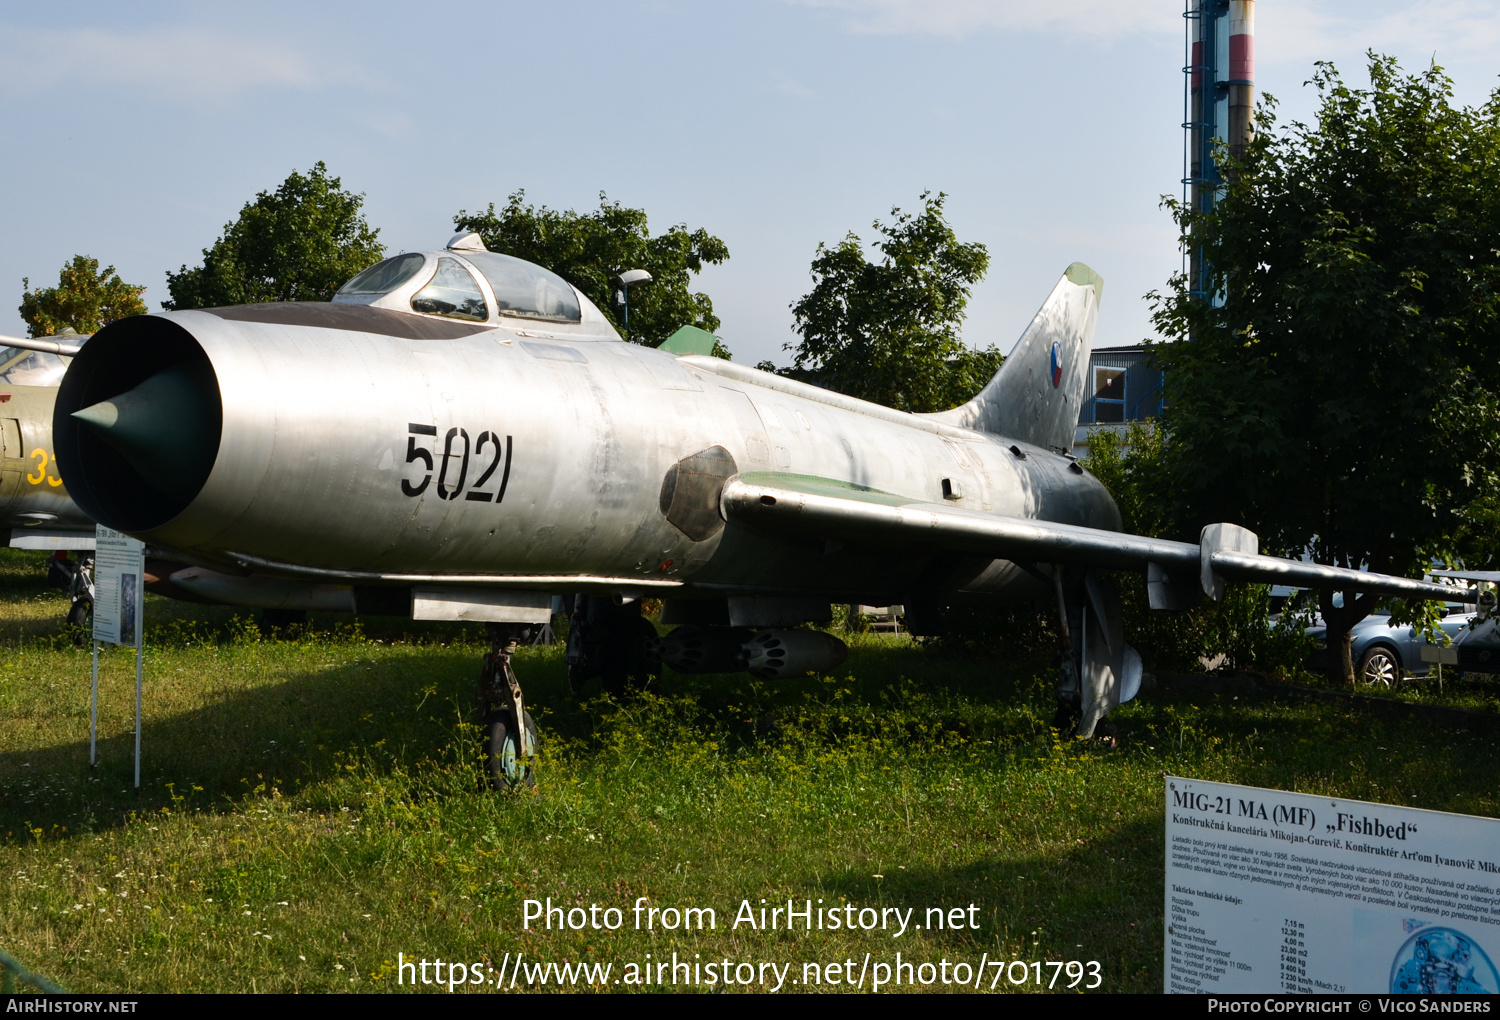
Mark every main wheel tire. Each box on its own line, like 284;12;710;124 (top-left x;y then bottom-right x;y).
635;614;662;684
482;708;538;791
67;598;92;645
564;660;584;697
1358;645;1402;689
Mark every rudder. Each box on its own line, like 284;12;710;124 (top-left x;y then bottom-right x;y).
925;263;1101;452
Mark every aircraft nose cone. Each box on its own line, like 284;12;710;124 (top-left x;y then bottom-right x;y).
71;401;119;429
70;363;220;502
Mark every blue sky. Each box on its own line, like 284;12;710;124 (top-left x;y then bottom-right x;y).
4;1;1500;364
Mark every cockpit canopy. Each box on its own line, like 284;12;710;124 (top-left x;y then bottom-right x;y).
462;251;581;323
0;344;83;387
333;240;616;338
338;252;427;297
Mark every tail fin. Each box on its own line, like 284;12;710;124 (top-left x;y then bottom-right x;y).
925;263;1101;452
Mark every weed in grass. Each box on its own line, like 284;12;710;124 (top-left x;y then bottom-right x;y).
1;548;1498;992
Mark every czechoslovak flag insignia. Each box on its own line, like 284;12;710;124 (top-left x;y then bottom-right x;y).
1050;340;1063;388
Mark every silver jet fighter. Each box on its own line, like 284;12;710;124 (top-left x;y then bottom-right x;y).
52;234;1462;784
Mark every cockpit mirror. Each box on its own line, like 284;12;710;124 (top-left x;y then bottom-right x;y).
447;232;488;253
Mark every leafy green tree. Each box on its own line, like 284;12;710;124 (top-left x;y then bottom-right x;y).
164;162;384;309
454;191;729;351
1084;425;1311;677
19;255;146;337
776;192;1001;413
1454;493;1500;568
1149;56;1500;683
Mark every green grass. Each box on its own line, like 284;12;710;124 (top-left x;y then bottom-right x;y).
1283;660;1500;714
2;549;1499;993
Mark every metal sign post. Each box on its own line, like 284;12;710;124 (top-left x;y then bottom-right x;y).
1420;642;1458;694
89;640;98;767
90;526;146;789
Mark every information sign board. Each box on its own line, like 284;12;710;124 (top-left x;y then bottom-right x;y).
88;525;148;789
93;526;144;647
1165;776;1500;994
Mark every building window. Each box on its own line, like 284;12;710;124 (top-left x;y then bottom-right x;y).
1094;367;1125;423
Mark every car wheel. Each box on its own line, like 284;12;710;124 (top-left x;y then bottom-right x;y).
1358;645;1401;689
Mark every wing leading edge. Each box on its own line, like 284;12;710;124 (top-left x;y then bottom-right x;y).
720;473;1464;604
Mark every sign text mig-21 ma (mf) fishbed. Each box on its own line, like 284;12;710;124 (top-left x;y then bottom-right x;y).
49;233;1465;788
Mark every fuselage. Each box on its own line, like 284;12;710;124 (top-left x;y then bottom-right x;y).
56;305;1120;608
0;352;94;535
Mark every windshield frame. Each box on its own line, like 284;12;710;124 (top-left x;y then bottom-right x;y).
0;346;74;388
336;252;430;297
407;256;490;322
331;249;619;338
450;251;583;324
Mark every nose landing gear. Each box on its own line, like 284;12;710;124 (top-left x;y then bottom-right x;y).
478;622;539;791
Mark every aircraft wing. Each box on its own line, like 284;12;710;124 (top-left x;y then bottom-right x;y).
0;333;84;356
1431;569;1500;584
720;473;1463;604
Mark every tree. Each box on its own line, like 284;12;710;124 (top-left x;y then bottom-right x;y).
777;192;1001;413
1149;56;1500;684
453;191;729;351
163;162;384;309
19;255;146;337
1084;424;1312;678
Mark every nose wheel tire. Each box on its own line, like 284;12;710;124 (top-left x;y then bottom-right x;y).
1358;646;1401;689
482;707;538;791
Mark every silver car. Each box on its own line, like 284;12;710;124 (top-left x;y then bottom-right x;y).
1306;605;1470;687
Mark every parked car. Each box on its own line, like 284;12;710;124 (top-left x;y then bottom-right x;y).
1305;604;1471;687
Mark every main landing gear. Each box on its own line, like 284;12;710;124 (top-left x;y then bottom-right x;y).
565;595;660;696
1049;566;1139;744
49;552;94;640
477;622;540;791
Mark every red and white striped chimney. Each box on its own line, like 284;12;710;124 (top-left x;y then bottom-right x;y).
1227;0;1255;156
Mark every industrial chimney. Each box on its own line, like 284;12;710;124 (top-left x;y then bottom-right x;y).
1185;0;1255;303
1227;1;1256;158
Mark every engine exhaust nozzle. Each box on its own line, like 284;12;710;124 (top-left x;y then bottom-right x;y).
53;314;223;533
71;362;220;503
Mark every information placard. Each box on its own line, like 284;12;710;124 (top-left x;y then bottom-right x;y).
93;525;144;647
1165;776;1500;994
